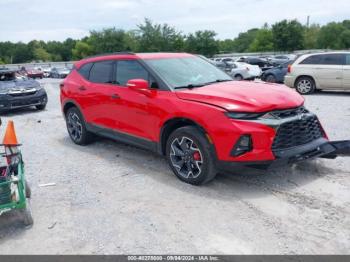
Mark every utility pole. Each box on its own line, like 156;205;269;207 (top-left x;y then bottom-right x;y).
307;15;310;28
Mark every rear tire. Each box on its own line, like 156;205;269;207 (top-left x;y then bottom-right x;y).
295;76;315;94
25;180;31;198
265;74;276;83
65;107;93;145
234;74;243;81
166;126;217;185
21;199;34;227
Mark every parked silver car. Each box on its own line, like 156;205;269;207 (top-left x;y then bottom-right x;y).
284;52;350;94
229;62;262;80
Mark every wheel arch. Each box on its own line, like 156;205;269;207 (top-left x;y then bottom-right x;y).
62;100;82;116
294;75;317;89
159;117;209;155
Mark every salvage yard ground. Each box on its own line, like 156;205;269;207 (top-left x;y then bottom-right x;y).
0;78;349;254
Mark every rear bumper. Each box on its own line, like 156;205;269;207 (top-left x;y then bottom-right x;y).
0;89;47;112
284;75;295;88
216;137;349;172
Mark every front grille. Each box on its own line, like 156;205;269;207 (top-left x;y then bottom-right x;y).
9;91;37;97
271;106;309;119
11;99;40;107
272;115;323;150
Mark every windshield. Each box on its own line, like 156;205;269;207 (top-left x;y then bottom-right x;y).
0;72;16;81
144;56;232;89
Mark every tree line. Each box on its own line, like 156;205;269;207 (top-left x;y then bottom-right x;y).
1;18;349;64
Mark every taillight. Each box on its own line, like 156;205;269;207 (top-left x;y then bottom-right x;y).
287;64;292;73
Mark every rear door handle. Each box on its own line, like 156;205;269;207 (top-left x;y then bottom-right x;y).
111;94;120;99
78;86;86;91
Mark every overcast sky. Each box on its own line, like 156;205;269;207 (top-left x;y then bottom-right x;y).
0;0;349;42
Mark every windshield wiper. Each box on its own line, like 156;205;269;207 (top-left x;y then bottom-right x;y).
174;83;205;89
204;79;232;85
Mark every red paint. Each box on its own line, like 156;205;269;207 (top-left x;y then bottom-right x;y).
60;53;321;163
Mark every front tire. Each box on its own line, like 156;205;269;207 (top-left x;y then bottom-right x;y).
166;126;217;185
65;107;93;145
295;76;315;94
36;103;46;110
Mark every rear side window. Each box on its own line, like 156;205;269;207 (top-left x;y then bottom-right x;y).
78;63;93;79
89;61;114;83
300;54;344;65
116;60;149;86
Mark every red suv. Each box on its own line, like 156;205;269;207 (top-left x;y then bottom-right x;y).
60;52;345;185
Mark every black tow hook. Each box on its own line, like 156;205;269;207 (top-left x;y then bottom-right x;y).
321;140;350;159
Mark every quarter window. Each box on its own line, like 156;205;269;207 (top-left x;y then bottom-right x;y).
116;60;149;86
78;63;93;79
345;54;350;65
89;61;114;83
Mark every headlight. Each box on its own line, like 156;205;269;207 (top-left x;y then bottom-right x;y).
225;111;278;120
225;112;264;120
35;84;42;90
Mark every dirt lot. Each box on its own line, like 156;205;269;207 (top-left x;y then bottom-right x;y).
0;78;349;254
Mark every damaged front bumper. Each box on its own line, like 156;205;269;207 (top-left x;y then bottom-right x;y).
216;137;350;172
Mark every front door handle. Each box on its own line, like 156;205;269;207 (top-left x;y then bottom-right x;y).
111;94;120;99
78;86;86;91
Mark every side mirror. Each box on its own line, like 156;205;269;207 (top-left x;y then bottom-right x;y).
127;79;154;97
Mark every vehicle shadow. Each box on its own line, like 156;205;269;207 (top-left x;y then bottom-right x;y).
57;134;346;202
314;90;350;96
0;211;28;240
0;107;42;117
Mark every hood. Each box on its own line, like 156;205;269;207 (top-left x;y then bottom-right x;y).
0;79;40;92
175;81;304;112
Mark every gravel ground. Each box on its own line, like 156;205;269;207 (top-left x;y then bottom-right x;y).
0;78;349;254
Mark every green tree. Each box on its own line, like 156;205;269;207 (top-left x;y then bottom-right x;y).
317;22;346;49
248;28;273;52
33;47;51;61
88;28;128;53
136;18;184;52
304;24;321;49
185;30;218;57
232;28;259;52
218;39;236;53
272;19;304;51
72;41;94;60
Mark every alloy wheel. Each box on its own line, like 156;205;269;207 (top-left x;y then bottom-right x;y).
297;79;312;93
170;136;203;179
67;112;83;142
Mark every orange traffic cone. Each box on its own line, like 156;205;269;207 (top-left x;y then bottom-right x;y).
2;120;19;146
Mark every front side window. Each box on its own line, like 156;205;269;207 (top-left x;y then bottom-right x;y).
89;61;113;83
144;56;232;89
116;60;149;86
300;55;322;65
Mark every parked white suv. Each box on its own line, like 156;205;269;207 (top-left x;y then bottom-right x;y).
284;52;350;94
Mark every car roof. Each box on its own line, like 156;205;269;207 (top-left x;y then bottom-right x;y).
0;69;17;74
301;51;350;57
75;52;195;68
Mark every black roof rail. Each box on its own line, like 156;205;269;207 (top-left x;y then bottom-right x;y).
84;52;135;59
